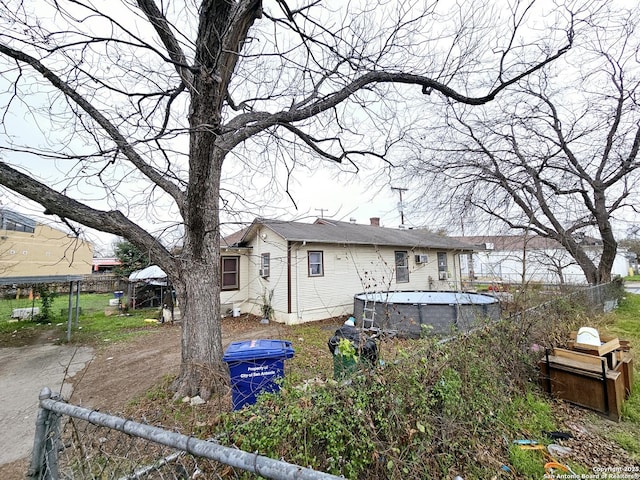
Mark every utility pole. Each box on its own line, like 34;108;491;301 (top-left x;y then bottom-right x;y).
391;187;408;225
315;208;328;219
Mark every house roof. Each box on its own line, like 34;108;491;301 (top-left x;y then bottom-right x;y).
221;227;249;248
237;218;475;251
451;235;603;251
92;257;121;267
0;208;36;229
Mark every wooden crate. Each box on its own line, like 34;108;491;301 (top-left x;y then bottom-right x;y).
539;348;625;421
570;337;620;356
615;351;634;397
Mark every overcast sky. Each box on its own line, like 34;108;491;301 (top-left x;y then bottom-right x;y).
1;0;638;255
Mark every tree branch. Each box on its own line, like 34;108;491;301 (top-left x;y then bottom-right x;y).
136;0;195;88
0;161;174;267
223;37;573;149
0;42;185;206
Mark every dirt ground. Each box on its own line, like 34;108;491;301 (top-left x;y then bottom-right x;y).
0;315;287;480
68;316;283;413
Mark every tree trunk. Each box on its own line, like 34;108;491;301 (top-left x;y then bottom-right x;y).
170;146;225;399
594;189;617;284
166;0;261;400
171;261;225;400
556;235;600;285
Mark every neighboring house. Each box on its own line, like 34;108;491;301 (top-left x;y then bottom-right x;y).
0;208;93;278
92;257;122;273
453;235;630;285
221;217;475;324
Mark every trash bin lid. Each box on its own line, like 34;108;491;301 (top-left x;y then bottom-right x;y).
223;339;294;362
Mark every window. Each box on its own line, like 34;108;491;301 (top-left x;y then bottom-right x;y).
437;252;448;280
221;256;240;290
308;251;324;276
260;253;270;278
1;211;36;233
3;219;34;233
395;251;409;283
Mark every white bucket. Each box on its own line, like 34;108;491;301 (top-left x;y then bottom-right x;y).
232;307;241;317
576;327;600;346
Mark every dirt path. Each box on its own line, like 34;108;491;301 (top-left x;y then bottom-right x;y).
0;316;285;480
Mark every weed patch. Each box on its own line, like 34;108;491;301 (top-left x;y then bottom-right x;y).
213;320;572;479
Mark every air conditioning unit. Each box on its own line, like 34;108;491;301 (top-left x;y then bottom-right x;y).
438;271;448;280
414;254;429;264
259;268;269;278
485;242;495;250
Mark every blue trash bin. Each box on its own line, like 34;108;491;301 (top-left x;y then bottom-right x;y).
223;339;295;410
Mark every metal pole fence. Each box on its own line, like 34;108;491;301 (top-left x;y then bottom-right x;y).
28;387;343;480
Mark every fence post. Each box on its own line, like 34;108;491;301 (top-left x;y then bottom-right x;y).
27;388;54;480
46;410;62;480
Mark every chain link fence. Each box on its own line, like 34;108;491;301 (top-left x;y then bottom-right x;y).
27;388;342;480
506;280;623;323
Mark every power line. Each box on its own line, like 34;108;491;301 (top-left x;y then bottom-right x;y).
391;187;408;225
315;208;328;218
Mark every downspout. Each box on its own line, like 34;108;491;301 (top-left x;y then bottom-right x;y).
296;244;301;320
453;252;460;290
287;241;292;316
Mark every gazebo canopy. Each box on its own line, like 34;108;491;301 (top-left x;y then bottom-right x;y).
128;265;167;285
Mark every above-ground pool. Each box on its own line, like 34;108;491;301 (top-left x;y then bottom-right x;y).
353;291;501;338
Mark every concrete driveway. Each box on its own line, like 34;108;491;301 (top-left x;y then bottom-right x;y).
0;342;94;466
624;281;640;294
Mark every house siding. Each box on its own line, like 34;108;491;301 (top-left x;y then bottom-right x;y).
0;224;93;277
285;243;461;324
242;228;291;319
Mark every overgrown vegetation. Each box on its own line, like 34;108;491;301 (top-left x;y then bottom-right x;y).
127;286;640;478
178;286;630;479
209;319;572;479
34;284;57;322
3;284;638;477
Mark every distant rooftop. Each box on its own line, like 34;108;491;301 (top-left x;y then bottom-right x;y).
451;234;604;251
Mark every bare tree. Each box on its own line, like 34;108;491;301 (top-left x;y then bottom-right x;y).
0;0;576;398
405;7;640;285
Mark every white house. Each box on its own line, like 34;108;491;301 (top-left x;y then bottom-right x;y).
453;235;630;286
220;218;476;324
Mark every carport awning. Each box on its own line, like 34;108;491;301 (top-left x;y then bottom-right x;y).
0;275;83;285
